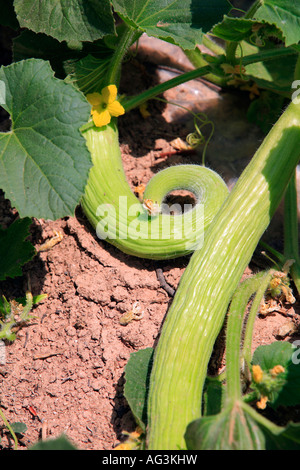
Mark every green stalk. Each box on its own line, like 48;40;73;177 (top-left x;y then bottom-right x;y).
123;65;212;112
105;25;141;87
226;0;263;64
283;53;300;294
123;46;296;113
0;407;18;450
242;271;273;366
225;274;265;401
283;170;300;294
241;46;297;67
147;100;300;449
183;49;226;87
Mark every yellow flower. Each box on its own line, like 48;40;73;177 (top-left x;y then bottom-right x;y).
256;395;268;410
87;85;125;127
252;364;263;383
270;365;285;377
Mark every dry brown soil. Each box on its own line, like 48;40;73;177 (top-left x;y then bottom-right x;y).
0;36;299;450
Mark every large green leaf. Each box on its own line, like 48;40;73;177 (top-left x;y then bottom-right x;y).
185;401;266;450
14;0;115;44
0;59;91;220
111;0;229;50
12;30;83;82
0;218;36;281
185;400;300;450
254;0;300;46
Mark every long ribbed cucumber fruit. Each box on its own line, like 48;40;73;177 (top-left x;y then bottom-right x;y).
147;101;300;449
81;123;228;259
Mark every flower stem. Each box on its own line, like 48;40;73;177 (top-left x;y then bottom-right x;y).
242;271;273;366
225;274;265;400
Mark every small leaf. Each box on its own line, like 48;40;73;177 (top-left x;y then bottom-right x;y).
0;59;92;220
0;218;36;281
254;0;300;47
212;16;255;42
111;0;229;50
14;0;115;44
30;434;77;450
11;422;27;434
124;347;154;431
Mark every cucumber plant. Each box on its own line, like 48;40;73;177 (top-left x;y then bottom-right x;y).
1;0;300;450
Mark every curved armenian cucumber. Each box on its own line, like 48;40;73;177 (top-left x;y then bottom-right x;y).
147;101;300;449
81;122;229;259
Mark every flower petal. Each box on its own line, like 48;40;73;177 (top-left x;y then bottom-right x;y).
102;84;117;104
108;100;125;117
92;109;111;127
86;92;103;106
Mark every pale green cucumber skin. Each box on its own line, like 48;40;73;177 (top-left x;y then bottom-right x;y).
147;102;300;449
81;122;229;259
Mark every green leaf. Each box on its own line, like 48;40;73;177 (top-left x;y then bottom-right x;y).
263;421;300;450
66;52;113;95
185;400;300;450
111;0;229;50
11;422;27;434
252;341;300;408
14;0;115;44
212;16;255;42
212;15;284;43
254;0;300;47
238;40;298;95
0;218;36;281
124;347;154;431
0;59;92;220
30;434;77;450
13;30;80;79
185;401;266;450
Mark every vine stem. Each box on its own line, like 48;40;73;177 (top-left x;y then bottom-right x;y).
226;0;263;64
284;170;300;294
283;53;300;294
0;407;18;450
105;25;141;87
123;46;296;113
242;271;273;366
225;273;266;400
123;65;212;112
